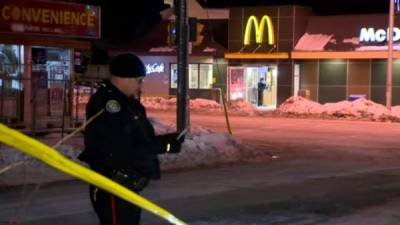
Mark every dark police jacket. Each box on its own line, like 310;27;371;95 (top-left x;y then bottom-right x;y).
258;82;267;91
79;80;164;179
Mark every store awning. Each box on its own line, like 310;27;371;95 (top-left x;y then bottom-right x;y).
291;51;400;59
224;52;289;59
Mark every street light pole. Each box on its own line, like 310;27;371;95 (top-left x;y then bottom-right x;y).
386;0;395;109
176;0;189;132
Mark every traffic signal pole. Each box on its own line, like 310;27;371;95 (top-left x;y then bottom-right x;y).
387;0;395;109
176;0;189;132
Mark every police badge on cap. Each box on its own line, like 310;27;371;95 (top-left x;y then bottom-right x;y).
105;100;121;113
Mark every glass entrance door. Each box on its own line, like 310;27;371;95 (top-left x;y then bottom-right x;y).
245;67;258;105
264;66;278;108
244;65;278;109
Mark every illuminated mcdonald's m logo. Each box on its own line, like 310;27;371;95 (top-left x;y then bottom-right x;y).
244;15;275;46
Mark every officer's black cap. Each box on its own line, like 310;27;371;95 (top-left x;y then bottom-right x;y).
109;53;146;78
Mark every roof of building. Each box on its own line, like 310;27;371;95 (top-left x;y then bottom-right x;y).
109;19;227;57
294;14;394;52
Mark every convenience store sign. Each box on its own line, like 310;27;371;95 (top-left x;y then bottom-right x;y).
0;0;100;38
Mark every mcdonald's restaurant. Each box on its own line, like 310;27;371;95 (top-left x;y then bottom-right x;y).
225;5;400;109
0;0;100;130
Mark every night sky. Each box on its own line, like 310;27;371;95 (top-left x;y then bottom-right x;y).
85;0;393;46
197;0;390;15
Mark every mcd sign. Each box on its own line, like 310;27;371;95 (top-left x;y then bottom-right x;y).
243;15;275;46
359;27;400;43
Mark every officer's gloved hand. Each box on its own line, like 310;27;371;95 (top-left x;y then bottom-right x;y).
158;132;185;154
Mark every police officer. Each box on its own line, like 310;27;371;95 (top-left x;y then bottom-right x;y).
79;53;184;225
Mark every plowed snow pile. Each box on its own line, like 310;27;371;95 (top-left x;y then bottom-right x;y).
278;96;399;122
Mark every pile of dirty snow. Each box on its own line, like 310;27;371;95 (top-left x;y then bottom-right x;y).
322;99;391;120
227;100;260;116
391;106;400;118
278;96;399;122
189;98;223;113
277;96;322;114
149;117;244;170
142;97;221;112
142;97;259;116
141;97;177;110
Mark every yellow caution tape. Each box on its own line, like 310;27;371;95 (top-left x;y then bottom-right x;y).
0;123;187;225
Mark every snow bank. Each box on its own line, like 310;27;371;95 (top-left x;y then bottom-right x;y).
142;97;219;111
227;100;260;116
142;97;259;116
277;96;322;114
149;117;244;170
141;97;177;110
190;98;223;113
349;98;391;119
159;133;243;171
392;106;400;118
278;96;398;122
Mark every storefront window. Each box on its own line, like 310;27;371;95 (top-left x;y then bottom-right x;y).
0;44;24;120
32;47;71;82
189;64;199;89
170;64;178;88
31;47;72;118
11;80;22;90
170;63;213;89
199;64;213;89
0;44;24;77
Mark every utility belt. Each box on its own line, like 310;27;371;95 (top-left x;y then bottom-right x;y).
110;168;149;192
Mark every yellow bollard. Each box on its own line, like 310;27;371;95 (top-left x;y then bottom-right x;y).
222;94;233;135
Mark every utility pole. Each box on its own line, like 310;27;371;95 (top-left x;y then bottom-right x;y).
387;0;395;109
176;0;189;132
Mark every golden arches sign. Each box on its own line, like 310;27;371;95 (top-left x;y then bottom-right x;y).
244;15;275;46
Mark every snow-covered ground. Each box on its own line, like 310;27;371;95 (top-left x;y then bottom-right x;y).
278;96;400;122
